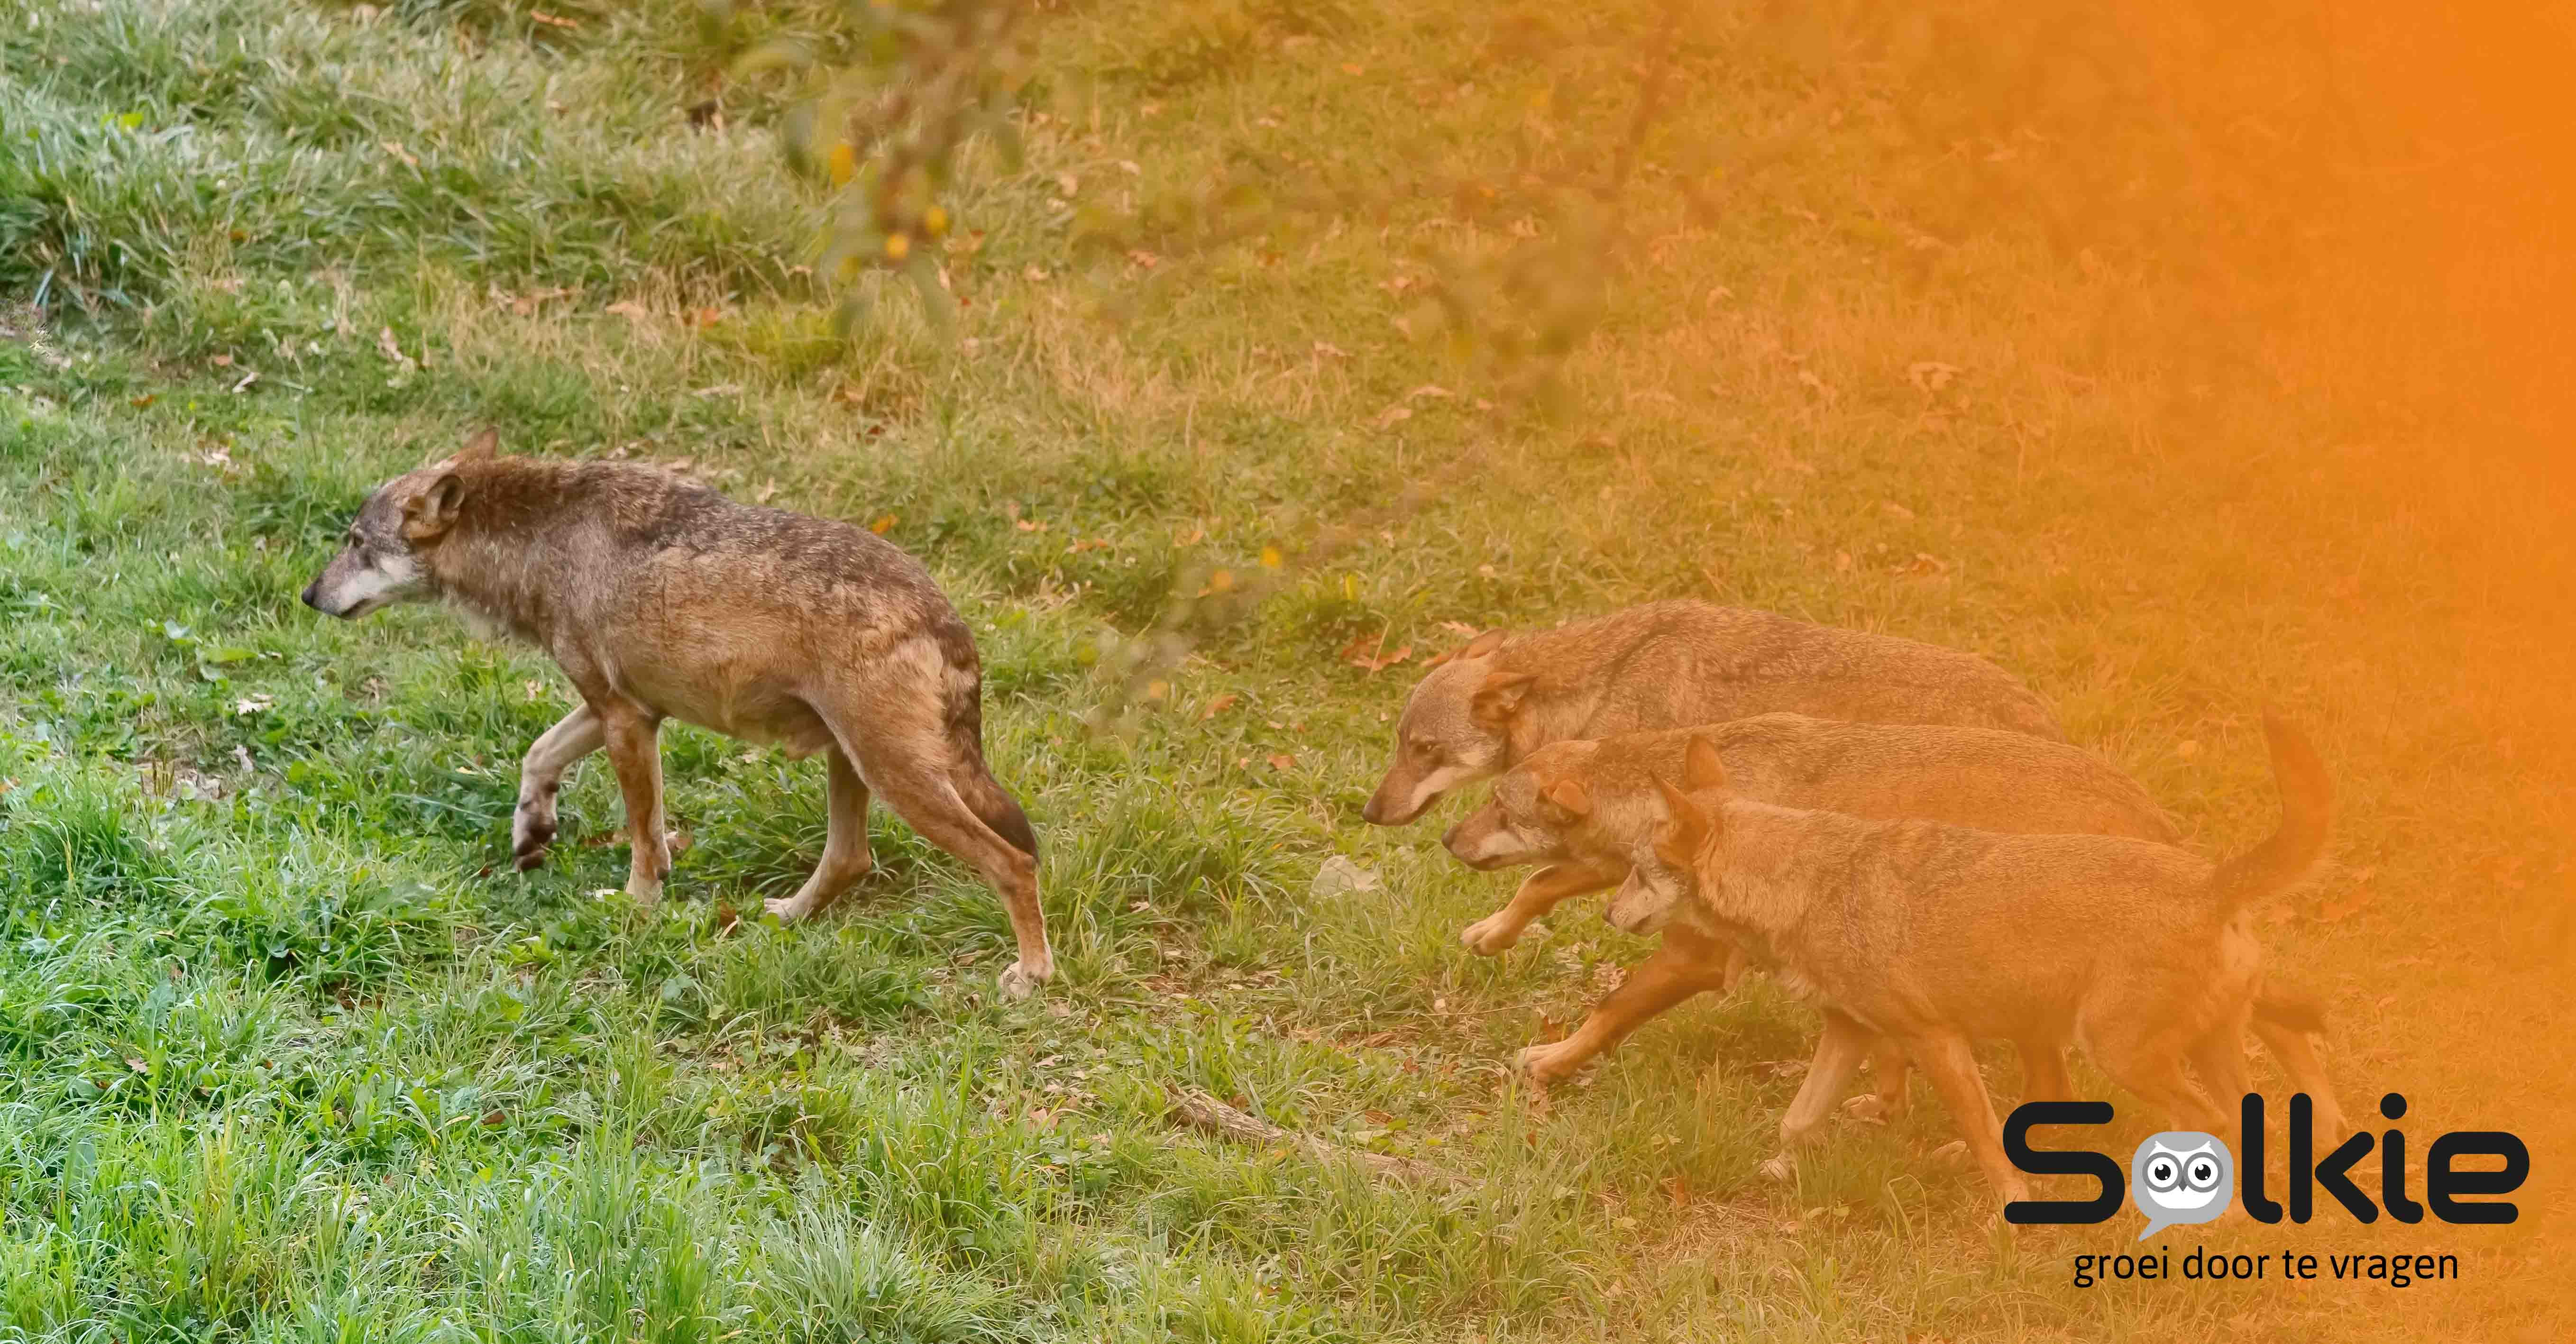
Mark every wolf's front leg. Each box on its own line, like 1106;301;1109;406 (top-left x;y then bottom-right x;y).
1462;862;1617;955
1517;925;1736;1083
597;704;670;905
513;704;604;870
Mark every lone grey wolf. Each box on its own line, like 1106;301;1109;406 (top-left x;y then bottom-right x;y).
300;429;1052;997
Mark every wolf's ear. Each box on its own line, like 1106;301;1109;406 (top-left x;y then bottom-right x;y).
1651;775;1709;865
404;473;467;540
1470;671;1537;725
1461;628;1509;659
1682;736;1729;791
430;428;498;468
1540;777;1591;818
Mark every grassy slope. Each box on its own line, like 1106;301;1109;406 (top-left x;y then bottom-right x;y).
1;0;2569;1339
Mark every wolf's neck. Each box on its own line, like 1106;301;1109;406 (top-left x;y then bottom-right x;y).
1499;634;1617;759
423;466;585;644
1697;800;1869;938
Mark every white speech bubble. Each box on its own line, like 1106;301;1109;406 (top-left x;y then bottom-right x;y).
2131;1130;2234;1240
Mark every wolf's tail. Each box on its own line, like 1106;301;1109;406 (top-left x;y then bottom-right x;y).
938;625;1038;859
2207;713;2330;920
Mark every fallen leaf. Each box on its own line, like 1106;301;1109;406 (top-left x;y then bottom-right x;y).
1312;341;1348;359
2175;740;2202;759
1265;752;1297;772
868;514;897;534
1339;632;1412;673
1907;361;1959;395
1127;249;1160;269
1370;404;1413;429
210;353;234;367
530;9;577;27
376;327;415;369
1881;501;1915;522
1665;1174;1692;1209
605;301;651;323
754;479;779;503
1201;693;1240;720
381;140;418;170
1894;552;1947;578
1408;384;1454;400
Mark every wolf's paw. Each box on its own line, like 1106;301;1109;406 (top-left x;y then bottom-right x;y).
625;873;663;908
997;958;1054;1000
1757;1152;1797;1183
763;894;815;923
1842;1093;1897;1125
1515;1040;1586;1084
1460;913;1525;956
511;814;556;871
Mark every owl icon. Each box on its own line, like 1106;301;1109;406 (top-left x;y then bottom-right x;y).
2131;1131;2234;1239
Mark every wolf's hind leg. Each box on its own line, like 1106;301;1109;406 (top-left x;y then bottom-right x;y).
514;704;603;870
766;746;875;923
821;681;1051;998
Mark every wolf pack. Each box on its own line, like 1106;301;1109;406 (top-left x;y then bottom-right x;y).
304;430;2342;1211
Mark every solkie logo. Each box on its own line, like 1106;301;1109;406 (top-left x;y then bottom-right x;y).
2002;1093;2530;1234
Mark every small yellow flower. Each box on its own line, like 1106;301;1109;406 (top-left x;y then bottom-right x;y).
884;232;911;261
827;141;856;186
1259;545;1282;569
923;205;950;237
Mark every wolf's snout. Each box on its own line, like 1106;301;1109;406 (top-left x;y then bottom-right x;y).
1441;821;1508;870
1360;778;1417;826
299;581;324;612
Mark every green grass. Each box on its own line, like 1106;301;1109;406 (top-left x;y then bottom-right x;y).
2;0;2571;1339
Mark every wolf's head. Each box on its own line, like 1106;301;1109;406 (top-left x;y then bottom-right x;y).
1608;735;1733;934
300;429;495;620
1360;630;1537;825
1441;740;1604;871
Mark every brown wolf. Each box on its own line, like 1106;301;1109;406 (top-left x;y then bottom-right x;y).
1359;600;2063;829
1609;718;2340;1204
1442;714;2178;1087
300;430;1053;997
